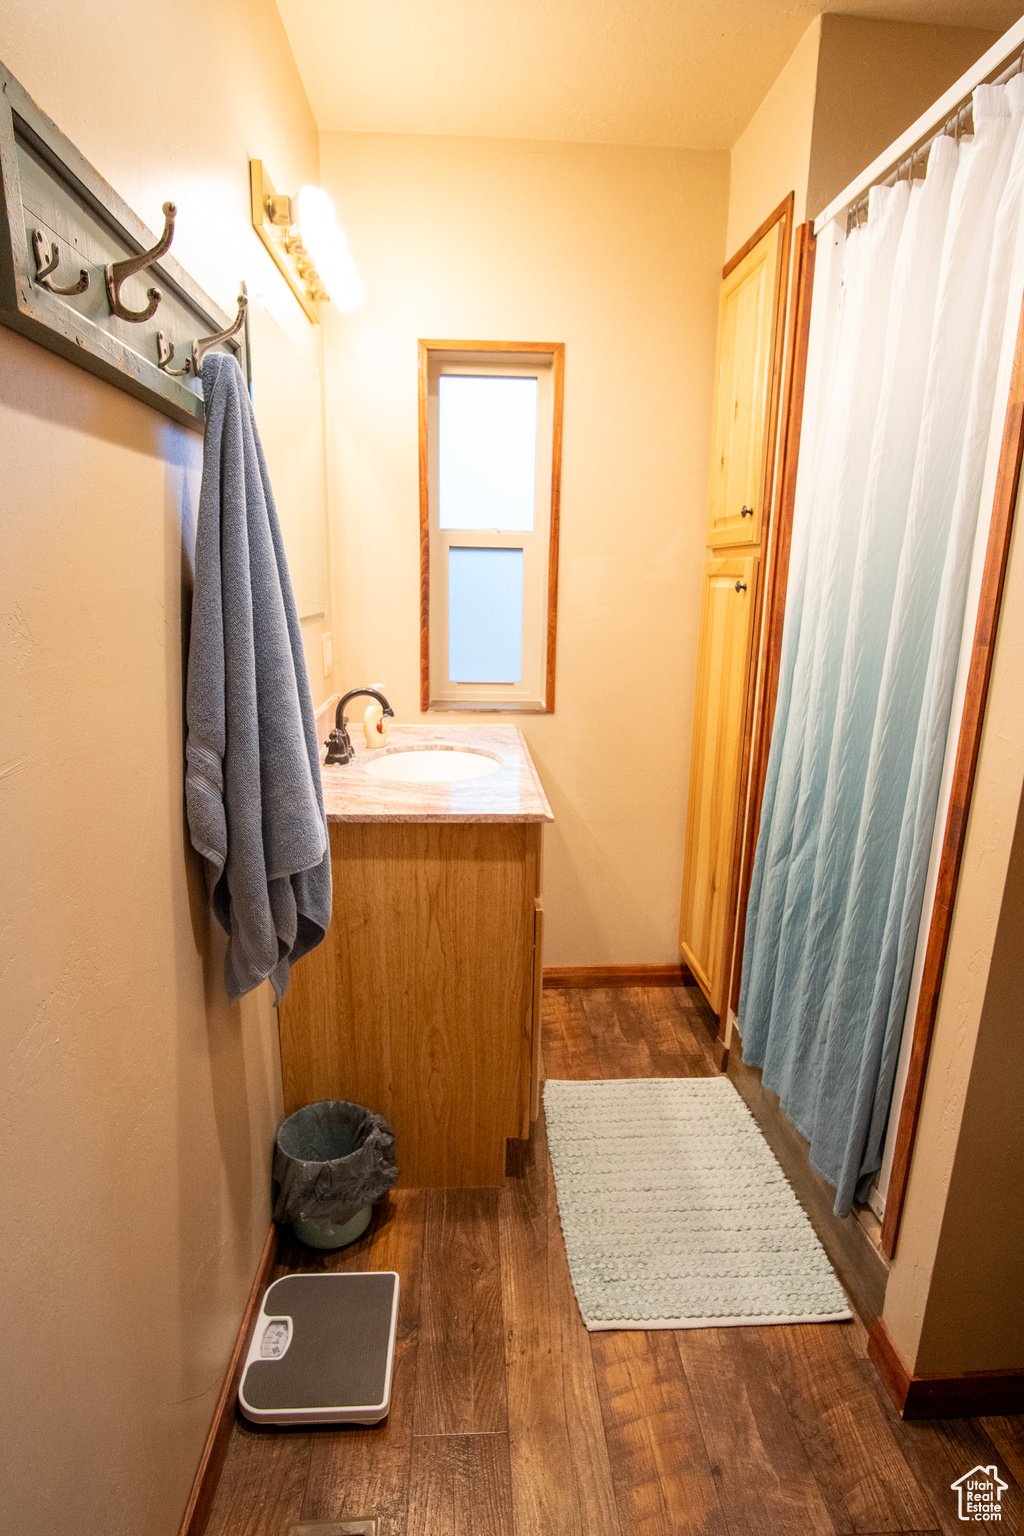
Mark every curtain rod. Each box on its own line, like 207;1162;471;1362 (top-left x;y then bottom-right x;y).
814;16;1024;235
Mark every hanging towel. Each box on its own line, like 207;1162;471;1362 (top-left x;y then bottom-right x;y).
185;353;331;1001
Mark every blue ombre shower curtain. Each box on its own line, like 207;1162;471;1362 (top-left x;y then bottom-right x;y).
739;80;1024;1216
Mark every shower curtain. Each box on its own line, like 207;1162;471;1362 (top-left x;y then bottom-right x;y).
739;80;1024;1217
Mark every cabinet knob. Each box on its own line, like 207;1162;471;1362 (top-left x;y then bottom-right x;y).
740;504;754;517
735;580;747;593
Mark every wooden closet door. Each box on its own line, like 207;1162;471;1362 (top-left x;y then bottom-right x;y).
706;222;783;549
680;555;759;1013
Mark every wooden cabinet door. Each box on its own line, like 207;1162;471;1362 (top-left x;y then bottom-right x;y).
679;555;759;1013
706;223;783;548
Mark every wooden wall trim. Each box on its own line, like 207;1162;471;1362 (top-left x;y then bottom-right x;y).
417;338;564;714
728;220;817;1020
417;339;431;712
177;1223;278;1536
880;284;1024;1259
543;963;695;990
723;192;795;280
868;1319;1024;1419
545;343;565;713
867;1318;912;1413
717;202;798;1048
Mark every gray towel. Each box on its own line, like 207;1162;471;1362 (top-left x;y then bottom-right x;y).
185;354;331;1001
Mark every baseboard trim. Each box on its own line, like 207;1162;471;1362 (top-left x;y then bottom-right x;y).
178;1223;279;1536
869;1318;1024;1419
543;963;695;989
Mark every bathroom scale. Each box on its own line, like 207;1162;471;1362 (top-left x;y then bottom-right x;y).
238;1271;399;1425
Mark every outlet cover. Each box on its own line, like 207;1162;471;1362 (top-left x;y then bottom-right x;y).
322;632;333;676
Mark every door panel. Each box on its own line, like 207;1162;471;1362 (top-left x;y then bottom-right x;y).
706;224;783;549
680;555;759;1013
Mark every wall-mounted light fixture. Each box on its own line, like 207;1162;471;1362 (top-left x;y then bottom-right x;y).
249;160;364;324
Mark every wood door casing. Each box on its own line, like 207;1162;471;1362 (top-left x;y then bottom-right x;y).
706;221;784;549
727;219;816;1021
679;555;759;1014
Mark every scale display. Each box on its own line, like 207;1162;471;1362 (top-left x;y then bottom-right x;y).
239;1271;400;1426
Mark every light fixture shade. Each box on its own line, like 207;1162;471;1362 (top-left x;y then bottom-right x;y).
295;185;365;312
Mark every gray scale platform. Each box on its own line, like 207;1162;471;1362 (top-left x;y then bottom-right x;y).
239;1271;399;1425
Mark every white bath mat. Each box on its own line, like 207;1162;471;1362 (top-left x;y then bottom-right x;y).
544;1076;852;1330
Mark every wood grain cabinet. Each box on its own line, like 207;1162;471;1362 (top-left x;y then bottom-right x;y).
705;220;783;549
279;819;545;1188
679;555;759;1012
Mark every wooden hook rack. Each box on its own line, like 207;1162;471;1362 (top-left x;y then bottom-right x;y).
0;58;250;431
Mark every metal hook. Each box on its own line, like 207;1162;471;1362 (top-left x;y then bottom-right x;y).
104;201;175;323
155;330;191;377
32;229;88;296
192;293;248;377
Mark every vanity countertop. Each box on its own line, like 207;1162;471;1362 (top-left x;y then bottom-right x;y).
313;699;554;824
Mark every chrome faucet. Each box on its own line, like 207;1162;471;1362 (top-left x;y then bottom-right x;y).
324;687;395;765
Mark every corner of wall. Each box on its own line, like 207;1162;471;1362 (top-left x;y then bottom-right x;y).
725;16;820;260
0;5;327;1531
882;505;1024;1376
806;16;1001;223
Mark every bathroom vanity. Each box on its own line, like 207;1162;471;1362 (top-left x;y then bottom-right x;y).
277;702;553;1187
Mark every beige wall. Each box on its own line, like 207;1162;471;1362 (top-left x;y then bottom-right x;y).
319;131;728;966
726;17;999;261
915;776;1024;1374
0;2;328;1533
882;502;1024;1378
806;16;999;223
726;19;821;260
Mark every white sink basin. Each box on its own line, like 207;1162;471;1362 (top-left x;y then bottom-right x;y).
362;748;502;783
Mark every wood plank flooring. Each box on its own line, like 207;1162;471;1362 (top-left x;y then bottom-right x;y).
204;986;1023;1536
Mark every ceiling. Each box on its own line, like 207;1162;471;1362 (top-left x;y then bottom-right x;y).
275;0;1024;152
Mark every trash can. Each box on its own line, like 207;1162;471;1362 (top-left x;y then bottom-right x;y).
272;1099;399;1250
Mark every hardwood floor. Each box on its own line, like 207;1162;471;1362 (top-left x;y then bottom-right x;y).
204;986;1022;1536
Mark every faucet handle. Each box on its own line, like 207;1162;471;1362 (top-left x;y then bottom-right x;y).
324;723;355;765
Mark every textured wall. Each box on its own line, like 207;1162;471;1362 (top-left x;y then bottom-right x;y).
319;130;728;966
726;16;1000;259
0;2;326;1531
727;18;821;259
806;15;999;222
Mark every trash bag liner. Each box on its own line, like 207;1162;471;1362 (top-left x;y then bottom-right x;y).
272;1099;399;1226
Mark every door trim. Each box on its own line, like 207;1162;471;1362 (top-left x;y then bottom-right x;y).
880;282;1024;1258
726;219;817;1028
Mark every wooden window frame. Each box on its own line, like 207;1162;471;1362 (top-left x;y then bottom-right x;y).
418;339;564;713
